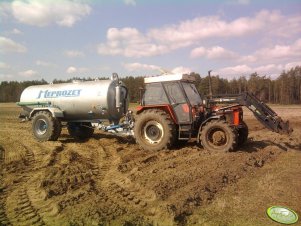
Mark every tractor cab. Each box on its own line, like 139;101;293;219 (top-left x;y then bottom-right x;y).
135;74;206;150
139;73;202;125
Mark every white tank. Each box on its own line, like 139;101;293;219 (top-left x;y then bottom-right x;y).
19;77;129;123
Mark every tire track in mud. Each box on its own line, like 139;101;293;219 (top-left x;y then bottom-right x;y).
97;140;156;207
7;187;45;226
29;179;59;219
4;141;63;226
0;145;11;226
90;138;171;223
5;142;45;226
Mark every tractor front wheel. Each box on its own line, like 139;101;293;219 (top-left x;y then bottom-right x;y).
134;109;176;151
200;120;237;152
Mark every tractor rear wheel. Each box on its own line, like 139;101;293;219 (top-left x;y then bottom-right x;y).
32;111;61;141
134;109;176;151
237;121;248;145
200;120;237;152
67;122;94;140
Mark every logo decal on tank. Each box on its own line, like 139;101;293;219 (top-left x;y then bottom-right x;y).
37;89;81;99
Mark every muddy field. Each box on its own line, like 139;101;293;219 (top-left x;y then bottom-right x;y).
0;103;300;226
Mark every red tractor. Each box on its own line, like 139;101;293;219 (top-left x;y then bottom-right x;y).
134;73;292;152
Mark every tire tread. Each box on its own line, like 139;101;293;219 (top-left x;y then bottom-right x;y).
200;120;237;152
134;109;176;151
32;111;61;141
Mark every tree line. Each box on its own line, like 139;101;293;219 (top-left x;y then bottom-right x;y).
0;66;300;104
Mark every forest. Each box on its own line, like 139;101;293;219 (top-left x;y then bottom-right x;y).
0;66;300;104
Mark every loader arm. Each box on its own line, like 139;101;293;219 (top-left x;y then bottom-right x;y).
209;92;293;134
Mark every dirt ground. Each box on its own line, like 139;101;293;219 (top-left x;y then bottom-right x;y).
0;103;300;226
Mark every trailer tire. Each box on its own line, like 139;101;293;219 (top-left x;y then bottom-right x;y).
134;109;176;151
237;121;248;145
67;122;94;140
32;111;61;141
200;120;237;152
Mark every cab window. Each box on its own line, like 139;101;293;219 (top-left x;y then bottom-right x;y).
163;82;186;104
143;83;168;105
181;82;202;105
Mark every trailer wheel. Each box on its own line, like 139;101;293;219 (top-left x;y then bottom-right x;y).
237;121;248;145
67;122;94;140
32;111;61;141
200;120;237;152
134;109;176;151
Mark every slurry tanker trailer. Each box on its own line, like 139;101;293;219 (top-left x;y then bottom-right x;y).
18;73;131;141
18;73;292;152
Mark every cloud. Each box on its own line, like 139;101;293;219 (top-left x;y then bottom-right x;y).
228;0;250;5
214;64;252;77
148;10;288;44
1;0;91;27
64;50;85;57
66;66;88;74
97;27;169;57
0;2;11;18
36;60;56;67
124;0;136;6
190;46;238;59
190;47;206;58
123;62;191;74
66;66;77;74
284;61;301;71
123;62;160;71
215;62;301;79
253;64;284;77
241;38;301;63
10;28;23;35
0;73;14;81
0;62;10;69
19;69;37;78
0;36;27;53
97;10;300;58
171;66;191;74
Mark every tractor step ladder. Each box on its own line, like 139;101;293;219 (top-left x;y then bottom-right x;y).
178;124;191;140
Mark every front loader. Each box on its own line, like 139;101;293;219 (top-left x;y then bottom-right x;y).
134;73;292;152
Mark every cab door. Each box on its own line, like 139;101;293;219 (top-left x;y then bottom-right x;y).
163;82;191;123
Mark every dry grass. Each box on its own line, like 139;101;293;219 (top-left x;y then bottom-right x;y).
188;150;301;226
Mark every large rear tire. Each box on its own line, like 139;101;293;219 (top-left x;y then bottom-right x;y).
32;111;61;141
134;109;176;151
67;122;94;140
200;120;237;152
237;121;248;145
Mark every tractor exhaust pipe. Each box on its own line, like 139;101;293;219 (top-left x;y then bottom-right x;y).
208;70;213;99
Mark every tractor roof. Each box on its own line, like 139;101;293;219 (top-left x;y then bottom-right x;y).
144;73;196;84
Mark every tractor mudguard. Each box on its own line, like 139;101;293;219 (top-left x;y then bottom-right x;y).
136;104;178;124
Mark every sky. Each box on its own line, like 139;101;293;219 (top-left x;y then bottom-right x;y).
0;0;301;82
